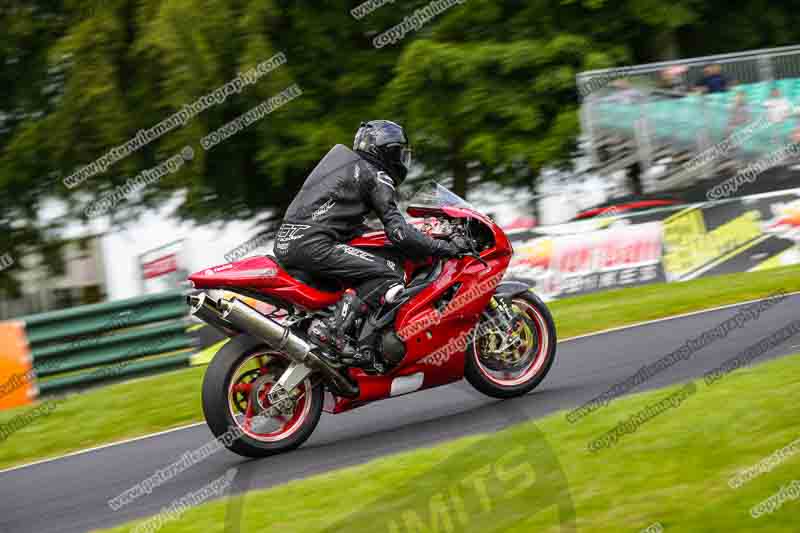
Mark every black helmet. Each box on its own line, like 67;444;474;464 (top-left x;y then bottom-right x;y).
353;120;412;184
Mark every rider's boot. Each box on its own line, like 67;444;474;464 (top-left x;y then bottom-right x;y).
328;289;372;366
310;284;405;369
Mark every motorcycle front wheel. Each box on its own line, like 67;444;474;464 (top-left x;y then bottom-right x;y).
465;290;557;399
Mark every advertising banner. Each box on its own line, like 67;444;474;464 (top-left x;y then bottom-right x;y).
142;254;178;280
507;189;800;300
138;240;187;295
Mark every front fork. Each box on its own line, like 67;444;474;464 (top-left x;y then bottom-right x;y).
489;296;517;328
484;296;524;353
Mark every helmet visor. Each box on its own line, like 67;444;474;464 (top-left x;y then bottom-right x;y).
400;147;412;170
386;144;412;170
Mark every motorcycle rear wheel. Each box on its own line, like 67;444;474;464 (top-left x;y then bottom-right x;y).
202;335;324;458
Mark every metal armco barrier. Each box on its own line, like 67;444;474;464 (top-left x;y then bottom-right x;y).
19;290;194;395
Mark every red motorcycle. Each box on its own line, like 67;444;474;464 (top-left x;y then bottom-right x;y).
187;183;557;458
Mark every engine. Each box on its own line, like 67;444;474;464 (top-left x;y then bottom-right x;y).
380;328;406;366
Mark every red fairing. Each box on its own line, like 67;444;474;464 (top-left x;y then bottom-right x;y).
347;230;391;248
347;218;430;248
188;256;342;310
406;205;513;255
333;208;514;413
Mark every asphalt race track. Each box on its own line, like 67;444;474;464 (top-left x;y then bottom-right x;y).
1;294;798;533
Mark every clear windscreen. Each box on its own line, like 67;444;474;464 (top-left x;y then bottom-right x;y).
360;181;479;230
399;181;477;213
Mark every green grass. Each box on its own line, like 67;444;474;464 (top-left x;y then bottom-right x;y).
549;264;800;339
96;352;800;532
0;265;797;471
0;366;205;470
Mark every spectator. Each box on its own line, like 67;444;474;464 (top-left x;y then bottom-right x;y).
657;65;688;94
605;79;645;104
764;87;794;145
727;91;751;155
697;64;729;93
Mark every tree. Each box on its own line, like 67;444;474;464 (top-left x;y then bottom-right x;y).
379;0;630;197
2;0;800;250
10;0;406;226
0;1;80;293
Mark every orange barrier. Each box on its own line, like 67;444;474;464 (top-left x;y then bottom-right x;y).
0;321;35;410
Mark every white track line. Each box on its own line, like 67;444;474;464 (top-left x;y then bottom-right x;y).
0;422;205;476
1;290;798;475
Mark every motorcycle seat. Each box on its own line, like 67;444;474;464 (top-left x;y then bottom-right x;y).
283;266;343;294
266;254;341;294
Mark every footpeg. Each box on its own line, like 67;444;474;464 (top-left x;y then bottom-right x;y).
308;318;362;367
308;318;332;348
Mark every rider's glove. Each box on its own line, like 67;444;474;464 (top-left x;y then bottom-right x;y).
436;235;471;258
450;234;472;254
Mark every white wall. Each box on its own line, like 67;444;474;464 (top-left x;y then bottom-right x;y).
41;196;267;301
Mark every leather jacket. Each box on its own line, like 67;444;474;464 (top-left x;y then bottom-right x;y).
282;144;453;259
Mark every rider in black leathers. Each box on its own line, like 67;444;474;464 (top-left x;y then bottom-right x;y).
275;120;466;365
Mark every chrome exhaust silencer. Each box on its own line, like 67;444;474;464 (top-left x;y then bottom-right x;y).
187;292;239;337
220;299;311;362
219;298;359;398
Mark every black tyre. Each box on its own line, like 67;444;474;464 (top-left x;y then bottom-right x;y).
201;335;323;458
465;291;557;399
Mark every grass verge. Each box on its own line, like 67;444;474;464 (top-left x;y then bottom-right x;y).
0;366;205;470
0;266;797;471
549;264;800;339
97;352;800;532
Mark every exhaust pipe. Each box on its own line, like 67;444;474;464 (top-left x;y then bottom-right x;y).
218;298;359;398
187;293;239;337
220;298;312;362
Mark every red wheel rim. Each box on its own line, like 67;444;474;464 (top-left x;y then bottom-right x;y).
473;299;550;387
227;352;313;443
